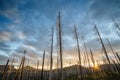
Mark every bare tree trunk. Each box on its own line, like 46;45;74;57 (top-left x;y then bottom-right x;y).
14;58;23;80
82;35;92;75
107;39;119;64
41;51;45;80
112;18;120;31
94;24;111;64
57;11;63;80
19;50;26;80
7;57;14;80
73;26;83;80
116;52;120;62
90;50;95;68
36;60;39;80
1;59;9;80
49;27;54;80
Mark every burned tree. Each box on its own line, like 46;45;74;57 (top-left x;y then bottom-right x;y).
94;24;111;64
49;27;54;80
73;26;83;80
41;51;45;80
57;11;63;80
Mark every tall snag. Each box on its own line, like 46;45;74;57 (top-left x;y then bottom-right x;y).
36;60;39;80
1;59;9;80
94;24;111;64
57;11;63;80
112;18;120;37
41;50;45;80
116;52;120;62
14;50;26;80
19;50;26;80
112;18;120;31
49;27;54;80
73;26;83;80
107;39;119;64
7;57;14;80
14;58;23;80
90;50;95;68
81;35;91;74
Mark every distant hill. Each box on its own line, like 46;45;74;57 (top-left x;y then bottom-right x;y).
0;64;119;73
24;65;35;71
0;65;16;72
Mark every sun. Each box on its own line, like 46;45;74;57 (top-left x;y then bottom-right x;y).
95;65;98;68
94;64;99;70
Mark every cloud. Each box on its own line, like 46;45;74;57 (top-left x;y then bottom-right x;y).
0;41;11;53
0;7;20;24
89;0;120;21
17;31;26;40
0;41;10;48
0;31;11;41
0;54;9;65
14;43;43;58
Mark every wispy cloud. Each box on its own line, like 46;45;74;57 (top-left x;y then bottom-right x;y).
0;31;11;41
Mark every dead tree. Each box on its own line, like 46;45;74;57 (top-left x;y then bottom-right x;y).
41;50;45;80
90;50;95;68
1;59;9;80
14;50;26;80
14;58;23;80
57;11;63;80
112;18;120;31
81;35;92;74
112;18;120;37
7;57;14;80
49;27;54;80
94;24;111;64
116;52;120;62
36;60;39;80
73;26;83;80
112;60;120;73
107;39;119;64
19;50;26;80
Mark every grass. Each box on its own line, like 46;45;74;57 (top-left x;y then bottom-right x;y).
64;72;120;80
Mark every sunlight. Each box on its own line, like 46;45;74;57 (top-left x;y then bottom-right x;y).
94;64;99;70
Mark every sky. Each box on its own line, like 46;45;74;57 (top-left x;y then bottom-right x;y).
0;0;120;69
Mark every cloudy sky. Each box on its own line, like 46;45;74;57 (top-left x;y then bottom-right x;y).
0;0;120;68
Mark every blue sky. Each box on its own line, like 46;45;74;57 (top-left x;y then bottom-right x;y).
0;0;120;68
